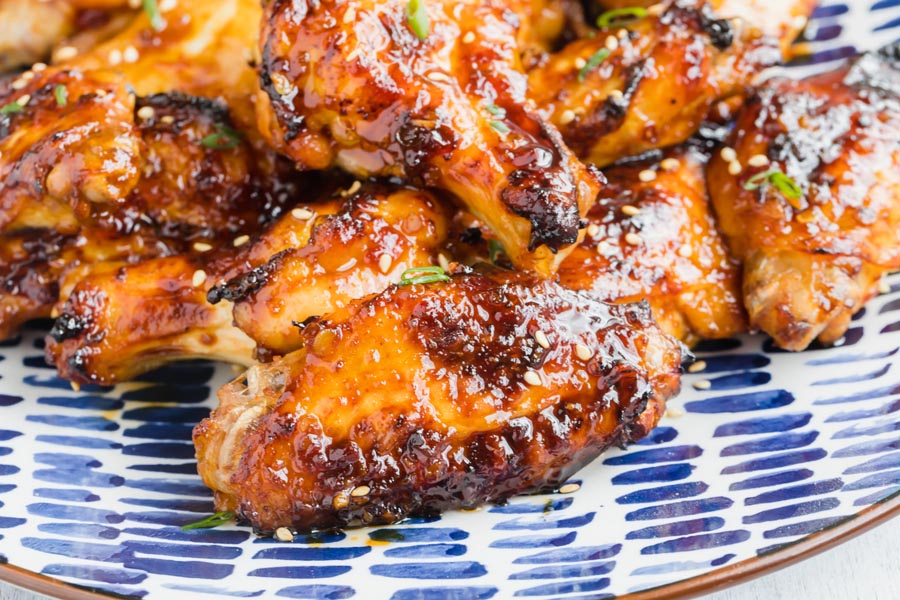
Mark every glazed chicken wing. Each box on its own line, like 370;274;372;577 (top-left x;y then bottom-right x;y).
258;0;600;276
708;43;900;350
528;0;780;166
45;184;450;384
557;145;747;344
194;267;685;532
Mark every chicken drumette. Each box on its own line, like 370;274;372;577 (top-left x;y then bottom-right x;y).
257;0;600;276
194;266;685;532
708;43;900;350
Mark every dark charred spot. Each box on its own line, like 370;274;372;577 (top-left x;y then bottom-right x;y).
699;14;733;50
459;227;484;245
48;313;87;343
501;168;581;252
291;315;319;332
207;256;283;304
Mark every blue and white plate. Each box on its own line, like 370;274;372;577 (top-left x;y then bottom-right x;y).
3;2;900;598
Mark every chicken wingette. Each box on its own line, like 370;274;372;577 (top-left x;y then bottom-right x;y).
194;266;686;532
708;43;900;350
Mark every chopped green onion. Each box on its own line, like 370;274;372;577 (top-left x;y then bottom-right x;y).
406;0;429;41
142;0;166;31
743;167;803;206
0;101;23;115
577;48;610;82
488;239;505;264
485;103;506;118
596;7;648;29
54;85;67;107
397;265;450;286
181;511;234;530
199;124;243;150
489;120;510;134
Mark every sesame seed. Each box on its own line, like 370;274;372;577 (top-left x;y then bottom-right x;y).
128;0;141;7
346;47;361;62
720;147;737;162
332;494;349;510
558;482;581;494
523;370;542;386
617;28;629;40
678;244;692;258
687;360;707;373
342;180;362;197
605;35;619;51
586;223;600;238
693;380;712;390
192;269;207;287
559;109;576;125
438;253;450;272
621;204;641;217
665;406;685;418
274;527;294;542
624;232;642;246
160;115;174;124
879;279;891;294
71;381;81;392
192;242;213;253
575;344;593;361
608;89;624;101
638;169;656;182
728;160;742;176
11;79;26;90
50;307;60;318
660;157;680;171
350;485;370;497
427;71;452;83
574;57;587;69
344;6;356;22
21;71;34;81
17;94;30;107
95;89;107;98
596;241;610;254
32;62;47;72
136;106;155;120
647;3;665;16
108;49;122;65
292;208;314;220
160;0;176;9
271;72;292;96
534;330;550;349
378;254;392;274
748;154;770;167
463;31;476;43
56;46;78;60
123;46;139;63
233;234;250;247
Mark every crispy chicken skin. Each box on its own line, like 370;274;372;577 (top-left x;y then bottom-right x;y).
258;0;600;276
708;44;900;350
589;0;815;56
529;0;780;166
46;184;450;383
211;186;451;358
194;267;685;532
558;145;747;344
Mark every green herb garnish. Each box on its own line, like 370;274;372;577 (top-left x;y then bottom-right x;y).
142;0;166;31
199;124;243;150
54;85;67;107
485;103;506;118
181;511;234;530
743;167;803;207
0;101;23;115
596;7;648;29
489;120;510;134
577;48;610;82
398;266;450;286
406;0;429;41
488;239;505;264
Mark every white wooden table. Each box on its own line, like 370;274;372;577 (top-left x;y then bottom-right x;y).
2;516;898;600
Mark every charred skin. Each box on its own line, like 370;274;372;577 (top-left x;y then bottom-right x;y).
258;0;600;276
46;184;450;383
558;145;747;345
708;44;900;350
194;267;685;532
529;0;781;166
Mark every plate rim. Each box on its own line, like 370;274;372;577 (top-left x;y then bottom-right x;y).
1;490;898;600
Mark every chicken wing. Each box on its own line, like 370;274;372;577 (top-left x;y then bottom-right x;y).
45;184;451;384
257;0;600;276
528;0;780;166
194;266;685;532
558;145;747;344
708;43;900;350
0;0;74;73
588;0;814;56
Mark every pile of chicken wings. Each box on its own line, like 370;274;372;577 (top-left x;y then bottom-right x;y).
2;0;899;532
